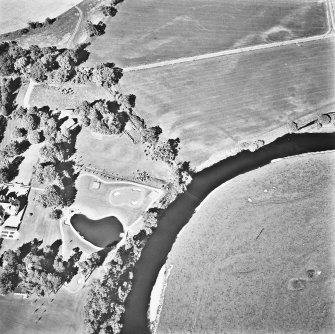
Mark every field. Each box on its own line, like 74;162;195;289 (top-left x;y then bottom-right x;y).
157;151;335;334
0;4;80;48
74;174;158;227
86;0;328;67
0;0;106;48
0;0;82;35
27;83;112;110
75;127;171;182
122;38;335;169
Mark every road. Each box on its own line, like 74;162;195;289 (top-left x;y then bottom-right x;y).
123;32;333;73
123;0;335;73
22;78;38;108
66;5;83;49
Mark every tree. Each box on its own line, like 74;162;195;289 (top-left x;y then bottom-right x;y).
0;166;10;183
12;126;26;139
12;106;27;120
29;61;47;82
14;57;29;75
85;21;106;37
23;113;39;131
27;130;42;144
148;138;180;164
34;163;59;184
141;125;162;145
0;114;7;144
29;45;42;61
142;209;160;235
0;271;16;295
49;209;62;219
2;140;22;158
35;185;64;208
102;5;117;17
92;63;123;88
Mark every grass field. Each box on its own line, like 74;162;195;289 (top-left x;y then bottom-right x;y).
75;127;171;182
0;287;86;334
121;38;335;169
28;83;111;110
86;0;328;67
157;151;335;334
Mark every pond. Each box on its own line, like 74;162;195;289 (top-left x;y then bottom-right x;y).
121;132;335;334
70;214;124;248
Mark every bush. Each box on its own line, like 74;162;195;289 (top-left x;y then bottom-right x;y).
49;209;62;219
85;21;106;37
102;5;117;17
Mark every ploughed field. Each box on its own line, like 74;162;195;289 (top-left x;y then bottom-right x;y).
157;151;335;333
86;0;328;67
122;38;335;169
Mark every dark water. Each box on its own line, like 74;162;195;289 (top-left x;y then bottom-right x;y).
121;132;335;334
70;214;123;248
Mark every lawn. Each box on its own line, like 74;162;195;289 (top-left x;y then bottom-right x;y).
74;174;159;227
86;0;328;67
121;38;335;170
75;127;171;183
157;151;335;334
28;83;111;110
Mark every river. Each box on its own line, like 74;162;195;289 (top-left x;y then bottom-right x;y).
121;132;335;334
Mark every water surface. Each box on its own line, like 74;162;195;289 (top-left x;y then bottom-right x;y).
70;214;124;248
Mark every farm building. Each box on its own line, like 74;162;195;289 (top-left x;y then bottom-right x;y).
0;183;30;238
0;196;21;224
60;118;78;132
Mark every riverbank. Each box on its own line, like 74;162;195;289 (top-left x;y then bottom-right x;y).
196;113;335;172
